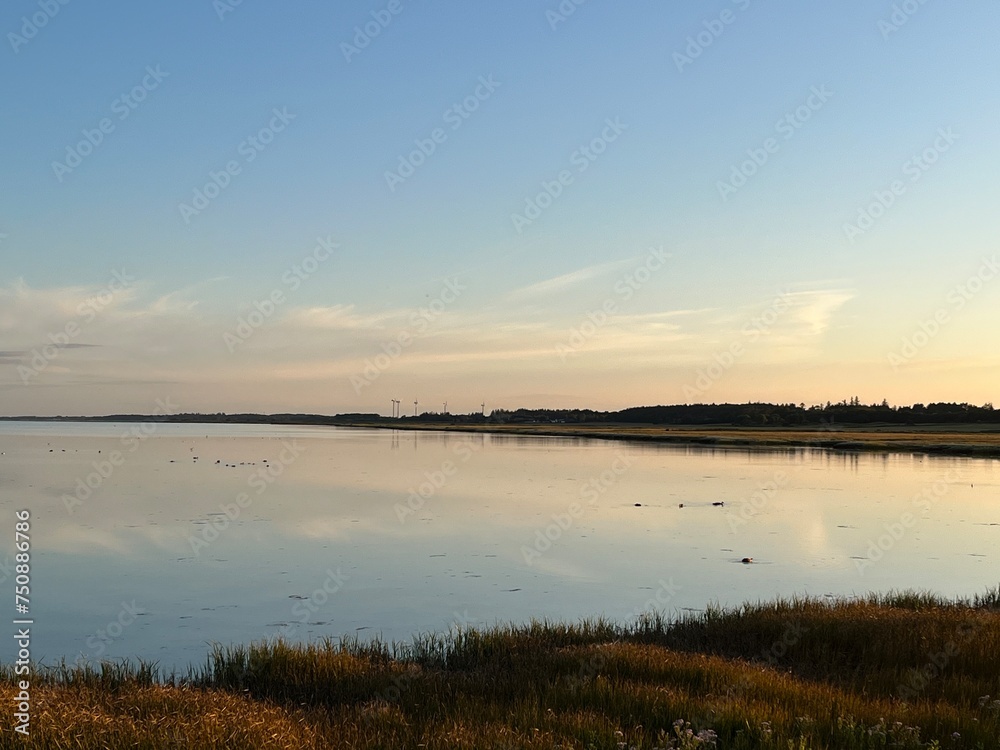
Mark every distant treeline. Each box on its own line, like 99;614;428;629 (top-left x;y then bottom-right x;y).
486;400;998;427
4;400;997;427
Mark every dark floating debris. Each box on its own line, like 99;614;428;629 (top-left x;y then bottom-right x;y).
678;503;684;508
634;503;642;507
712;502;724;507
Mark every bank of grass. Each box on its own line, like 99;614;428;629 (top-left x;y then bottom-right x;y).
3;588;1000;749
365;422;1000;459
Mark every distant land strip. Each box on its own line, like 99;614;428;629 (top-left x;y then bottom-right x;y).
3;400;1000;458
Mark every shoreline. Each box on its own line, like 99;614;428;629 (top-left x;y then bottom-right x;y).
345;421;1000;459
5;415;1000;458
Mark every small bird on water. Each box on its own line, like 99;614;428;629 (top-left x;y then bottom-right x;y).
741;557;753;564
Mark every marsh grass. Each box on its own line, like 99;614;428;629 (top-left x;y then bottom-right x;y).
3;588;999;748
373;422;1000;457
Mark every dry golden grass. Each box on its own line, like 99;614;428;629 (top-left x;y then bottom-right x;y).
3;590;999;748
0;683;323;748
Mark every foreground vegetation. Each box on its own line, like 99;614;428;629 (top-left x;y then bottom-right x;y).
3;589;1000;749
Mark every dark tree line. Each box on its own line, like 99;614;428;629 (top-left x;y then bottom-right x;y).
485;400;997;427
4;400;996;427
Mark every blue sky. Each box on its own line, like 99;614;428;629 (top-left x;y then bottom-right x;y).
2;0;999;415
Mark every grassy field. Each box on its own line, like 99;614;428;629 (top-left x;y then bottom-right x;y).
364;422;1000;459
3;589;1000;748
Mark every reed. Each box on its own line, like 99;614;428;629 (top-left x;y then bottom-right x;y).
3;587;998;748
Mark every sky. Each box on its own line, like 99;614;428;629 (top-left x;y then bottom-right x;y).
1;0;999;416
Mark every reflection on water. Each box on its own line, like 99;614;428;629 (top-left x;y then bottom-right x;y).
0;422;996;669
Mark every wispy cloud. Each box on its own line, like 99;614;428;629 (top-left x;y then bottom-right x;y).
145;277;229;315
285;304;401;331
783;289;855;337
506;259;635;301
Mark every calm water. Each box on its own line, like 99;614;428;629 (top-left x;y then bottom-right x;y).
0;422;996;670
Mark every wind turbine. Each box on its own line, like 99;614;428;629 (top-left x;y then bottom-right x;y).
413;399;418;417
443;401;448;414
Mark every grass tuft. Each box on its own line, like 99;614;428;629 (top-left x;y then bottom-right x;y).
3;585;999;748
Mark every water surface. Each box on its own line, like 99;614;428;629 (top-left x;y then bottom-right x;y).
0;422;995;669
